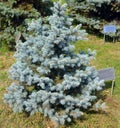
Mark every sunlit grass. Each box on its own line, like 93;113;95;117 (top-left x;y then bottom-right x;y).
52;0;65;3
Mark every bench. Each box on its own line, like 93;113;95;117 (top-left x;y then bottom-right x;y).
103;25;116;43
97;67;115;95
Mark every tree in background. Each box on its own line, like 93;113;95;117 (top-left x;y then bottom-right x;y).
4;1;104;127
0;0;53;50
65;0;120;41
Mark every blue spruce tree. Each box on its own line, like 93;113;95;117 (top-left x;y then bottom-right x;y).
4;1;104;127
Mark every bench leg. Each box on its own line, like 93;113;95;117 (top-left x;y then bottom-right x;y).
111;80;115;95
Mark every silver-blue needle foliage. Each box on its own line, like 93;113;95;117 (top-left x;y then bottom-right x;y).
4;1;104;127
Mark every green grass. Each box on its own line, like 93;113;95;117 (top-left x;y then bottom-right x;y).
0;35;120;128
0;44;9;54
52;0;65;3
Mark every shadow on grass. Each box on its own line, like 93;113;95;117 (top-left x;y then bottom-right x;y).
97;80;115;99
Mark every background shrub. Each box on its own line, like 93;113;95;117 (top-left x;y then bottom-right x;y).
0;0;53;50
65;0;120;41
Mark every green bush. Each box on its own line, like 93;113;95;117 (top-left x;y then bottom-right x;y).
0;0;53;50
66;0;120;41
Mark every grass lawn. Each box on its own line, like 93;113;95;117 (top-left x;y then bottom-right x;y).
0;35;120;128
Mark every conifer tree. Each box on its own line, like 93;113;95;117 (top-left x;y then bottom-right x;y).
4;1;104;127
